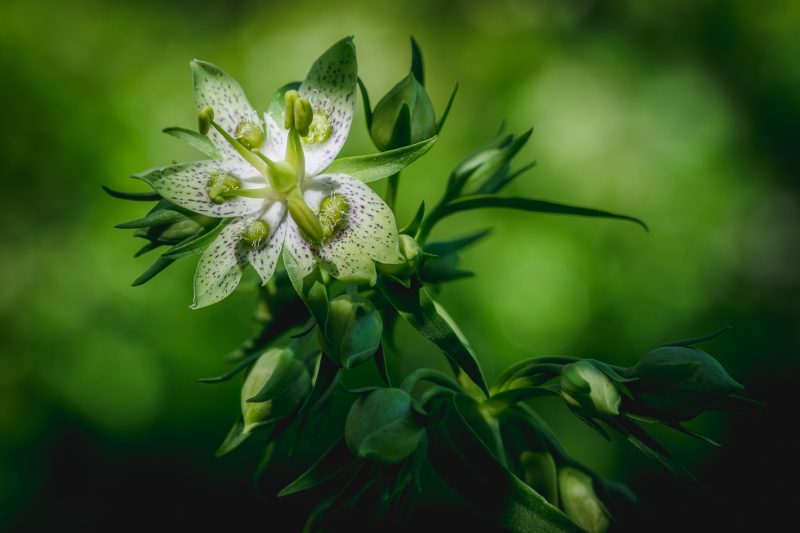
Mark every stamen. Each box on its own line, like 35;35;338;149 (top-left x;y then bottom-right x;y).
198;106;214;135
287;189;324;243
234;118;265;150
284;90;299;129
197;106;266;174
241;219;270;248
319;193;350;240
293;98;313;137
207;172;241;204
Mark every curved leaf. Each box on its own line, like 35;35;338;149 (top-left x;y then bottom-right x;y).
323;136;437;183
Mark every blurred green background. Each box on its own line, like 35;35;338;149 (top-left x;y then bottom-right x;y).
1;0;797;529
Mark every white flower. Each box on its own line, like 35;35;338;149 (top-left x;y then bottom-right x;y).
137;38;404;308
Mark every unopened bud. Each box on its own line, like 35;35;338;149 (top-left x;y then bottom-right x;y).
241;348;311;432
345;388;424;463
558;467;611;533
560;361;621;416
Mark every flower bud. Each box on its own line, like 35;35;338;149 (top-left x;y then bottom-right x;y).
369;73;436;152
377;234;421;277
241;348;310;432
558;467;611;533
628;346;743;421
324;294;382;368
560;361;621;416
449;128;532;196
345;388;424;463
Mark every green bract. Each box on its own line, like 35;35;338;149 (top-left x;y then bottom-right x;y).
345;388;425;463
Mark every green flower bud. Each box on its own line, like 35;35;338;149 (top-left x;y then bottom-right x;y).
345;388;424;464
233;118;265;149
377;234;421;277
560;361;621;416
628;346;743;421
319;193;350;240
198;106;214;135
206;171;241;204
449;128;532;196
324;294;382;368
520;451;559;505
558;467;611;533
369;73;436;151
241;348;311;432
240;219;270;248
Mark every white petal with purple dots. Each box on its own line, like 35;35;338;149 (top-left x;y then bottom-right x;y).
192;216;253;309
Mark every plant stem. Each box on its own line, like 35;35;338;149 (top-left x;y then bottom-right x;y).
385;172;400;211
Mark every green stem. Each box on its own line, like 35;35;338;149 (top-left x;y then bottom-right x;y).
385;172;400;211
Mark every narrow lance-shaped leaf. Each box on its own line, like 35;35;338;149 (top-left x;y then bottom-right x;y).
427;394;582;533
102;185;160;202
278;438;357;496
439;195;649;232
162;126;222;159
378;276;488;395
324;136;437;184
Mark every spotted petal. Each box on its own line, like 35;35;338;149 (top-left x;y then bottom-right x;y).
192;216;252;309
298;38;358;177
286;173;403;284
134;160;263;218
247;201;288;284
192;60;263;164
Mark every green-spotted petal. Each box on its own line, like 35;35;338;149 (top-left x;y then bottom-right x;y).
247;202;288;284
191;60;263;164
133;160;263;218
192;216;252;309
308;174;402;283
298;38;357;177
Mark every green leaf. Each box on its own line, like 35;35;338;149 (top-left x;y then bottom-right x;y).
436;82;458;135
400;201;425;236
658;326;732;348
132;256;174;286
160;221;224;260
357;77;373;129
378;277;488;395
325;136;437;183
278;438;356;496
162;126;222;159
215;418;253;457
427;395;581;532
425;228;492;256
409;36;425;85
102;185;160;201
115;208;188;229
198;351;262;384
439;195;649;232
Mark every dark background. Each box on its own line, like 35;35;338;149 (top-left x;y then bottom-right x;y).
1;0;797;530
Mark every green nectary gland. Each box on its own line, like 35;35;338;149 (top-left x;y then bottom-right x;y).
207;172;242;204
234;118;266;150
319;193;350;240
241;219;270;248
302;111;333;145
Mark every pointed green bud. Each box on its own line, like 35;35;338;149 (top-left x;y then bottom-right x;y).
284;89;299;129
628;346;744;421
370;72;436;151
198;106;214;135
319;193;350;240
241;348;311;432
240;219;270;248
323;294;382;368
560;361;621;416
293;97;314;137
287;189;323;243
206;171;241;204
377;234;421;277
234;118;265;149
558;467;611;533
345;388;424;464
